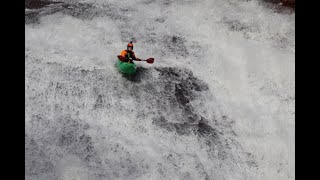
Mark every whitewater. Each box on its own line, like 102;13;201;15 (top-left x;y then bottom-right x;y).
25;0;295;179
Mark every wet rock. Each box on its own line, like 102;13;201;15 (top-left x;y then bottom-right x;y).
174;84;190;106
263;0;295;10
26;1;128;25
25;0;60;9
281;0;295;8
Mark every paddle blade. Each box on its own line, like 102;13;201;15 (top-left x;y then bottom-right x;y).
117;55;126;61
146;58;154;64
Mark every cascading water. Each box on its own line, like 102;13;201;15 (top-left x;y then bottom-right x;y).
25;0;295;179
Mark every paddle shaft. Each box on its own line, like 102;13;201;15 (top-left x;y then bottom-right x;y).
117;55;154;64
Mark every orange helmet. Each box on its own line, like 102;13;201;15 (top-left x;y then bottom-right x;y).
127;41;133;49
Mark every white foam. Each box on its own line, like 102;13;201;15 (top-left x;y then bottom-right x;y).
25;0;295;179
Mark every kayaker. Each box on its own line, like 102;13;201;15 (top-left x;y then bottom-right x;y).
119;41;141;63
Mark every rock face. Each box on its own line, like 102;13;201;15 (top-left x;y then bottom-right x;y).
25;0;60;9
25;0;295;11
281;0;295;8
264;0;295;9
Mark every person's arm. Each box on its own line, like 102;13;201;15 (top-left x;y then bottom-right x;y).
132;52;141;61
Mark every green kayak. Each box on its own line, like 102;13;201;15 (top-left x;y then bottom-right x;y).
116;60;137;75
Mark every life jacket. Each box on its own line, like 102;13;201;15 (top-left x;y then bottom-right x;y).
120;50;136;60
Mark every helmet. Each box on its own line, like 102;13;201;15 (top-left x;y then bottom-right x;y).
127;41;133;50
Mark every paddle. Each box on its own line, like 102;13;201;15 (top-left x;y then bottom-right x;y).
142;58;154;64
117;55;154;64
